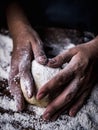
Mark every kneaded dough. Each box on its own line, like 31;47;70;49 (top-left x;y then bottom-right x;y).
20;60;61;107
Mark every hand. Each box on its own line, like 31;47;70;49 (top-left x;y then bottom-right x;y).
9;27;47;111
37;39;98;120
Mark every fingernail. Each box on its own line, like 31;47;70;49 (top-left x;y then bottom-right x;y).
37;93;44;100
27;90;32;98
37;56;47;64
43;113;50;120
38;56;44;61
69;110;76;117
49;59;56;64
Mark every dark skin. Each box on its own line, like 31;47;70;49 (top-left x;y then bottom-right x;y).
37;42;98;120
7;3;47;111
7;3;98;120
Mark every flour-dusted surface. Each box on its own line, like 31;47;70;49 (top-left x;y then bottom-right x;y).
0;28;98;130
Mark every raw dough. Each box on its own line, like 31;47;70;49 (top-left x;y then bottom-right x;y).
20;60;61;107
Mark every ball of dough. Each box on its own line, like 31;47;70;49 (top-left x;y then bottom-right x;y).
20;60;61;107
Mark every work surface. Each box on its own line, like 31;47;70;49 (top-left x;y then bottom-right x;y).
0;28;98;130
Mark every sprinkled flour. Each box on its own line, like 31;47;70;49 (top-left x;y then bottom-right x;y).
0;28;98;130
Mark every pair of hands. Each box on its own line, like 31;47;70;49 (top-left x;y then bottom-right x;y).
9;27;98;121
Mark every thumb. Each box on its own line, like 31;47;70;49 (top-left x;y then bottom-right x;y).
31;39;47;65
47;48;77;68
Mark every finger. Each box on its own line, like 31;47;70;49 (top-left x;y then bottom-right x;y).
19;60;36;98
20;71;36;98
50;105;68;121
50;75;87;120
69;67;97;117
42;77;81;120
51;73;96;120
69;88;92;117
68;62;97;117
8;59;19;93
37;64;75;100
47;48;77;68
11;80;25;111
9;73;25;111
9;58;25;111
31;39;48;65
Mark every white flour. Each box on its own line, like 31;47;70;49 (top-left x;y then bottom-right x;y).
0;31;98;130
0;34;13;79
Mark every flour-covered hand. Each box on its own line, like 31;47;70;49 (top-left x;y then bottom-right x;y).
7;3;47;111
37;37;98;120
9;28;47;111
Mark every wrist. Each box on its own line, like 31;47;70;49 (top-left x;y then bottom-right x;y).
85;36;98;59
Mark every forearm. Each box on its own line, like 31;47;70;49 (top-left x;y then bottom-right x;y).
6;2;41;46
6;2;31;38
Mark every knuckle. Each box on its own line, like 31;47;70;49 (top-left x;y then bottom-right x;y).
73;57;88;73
79;76;85;83
19;59;31;72
58;55;65;64
53;75;63;86
68;46;77;54
64;92;74;103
